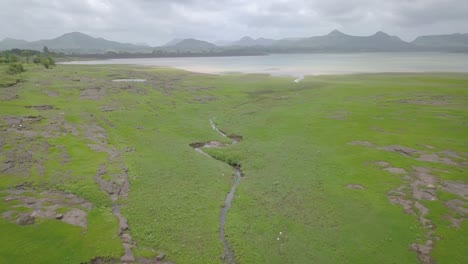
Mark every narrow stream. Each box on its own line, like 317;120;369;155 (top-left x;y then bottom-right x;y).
191;119;243;264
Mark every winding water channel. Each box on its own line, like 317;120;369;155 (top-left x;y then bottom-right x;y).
190;119;243;264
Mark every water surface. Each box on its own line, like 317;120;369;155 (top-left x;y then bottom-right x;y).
64;53;468;76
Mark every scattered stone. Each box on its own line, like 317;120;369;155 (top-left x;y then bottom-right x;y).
16;213;35;225
347;184;365;190
417;153;458;166
388;195;414;214
121;243;135;263
411;241;434;264
62;209;88;228
156;253;166;261
441;181;468;199
444;199;468;216
125;147;135;152
55;213;64;220
380;145;418;157
122;233;132;244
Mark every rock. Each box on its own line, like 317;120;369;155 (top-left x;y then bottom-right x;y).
156;253;166;261
122;233;132;244
55;213;64;219
120;243;135;263
16;213;35;225
63;209;88;228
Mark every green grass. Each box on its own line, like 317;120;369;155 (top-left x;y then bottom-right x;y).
1;65;467;263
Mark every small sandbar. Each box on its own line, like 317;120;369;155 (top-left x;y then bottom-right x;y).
112;79;147;82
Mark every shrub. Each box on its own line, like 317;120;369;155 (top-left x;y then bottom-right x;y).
48;56;55;66
7;63;25;75
41;57;50;69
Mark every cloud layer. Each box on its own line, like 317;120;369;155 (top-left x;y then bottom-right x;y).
1;0;467;45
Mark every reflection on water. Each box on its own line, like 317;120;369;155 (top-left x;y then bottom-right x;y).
64;53;468;76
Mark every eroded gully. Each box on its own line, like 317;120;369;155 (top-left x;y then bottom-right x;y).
190;119;243;264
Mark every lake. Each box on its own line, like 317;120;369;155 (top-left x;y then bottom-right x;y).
63;52;468;76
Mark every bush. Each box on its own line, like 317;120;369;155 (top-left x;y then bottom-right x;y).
41;57;50;69
33;57;41;64
7;63;25;75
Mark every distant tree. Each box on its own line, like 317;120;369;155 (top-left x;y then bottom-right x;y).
43;46;49;54
33;56;41;64
21;50;31;63
9;55;19;63
48;56;55;66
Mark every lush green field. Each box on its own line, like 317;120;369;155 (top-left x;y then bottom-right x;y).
0;64;467;263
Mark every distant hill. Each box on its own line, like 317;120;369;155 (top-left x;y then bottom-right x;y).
164;38;184;46
172;39;217;49
0;32;151;53
231;36;276;47
280;30;413;51
2;31;467;55
412;33;468;50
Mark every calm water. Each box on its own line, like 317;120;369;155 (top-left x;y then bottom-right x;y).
64;53;468;76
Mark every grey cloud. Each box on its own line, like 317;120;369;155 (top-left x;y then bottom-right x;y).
0;0;467;45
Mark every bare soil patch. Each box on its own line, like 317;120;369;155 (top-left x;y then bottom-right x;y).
383;167;407;174
80;87;106;100
1;189;93;229
350;141;468;167
25;105;55;111
377;162;467;262
44;90;59;98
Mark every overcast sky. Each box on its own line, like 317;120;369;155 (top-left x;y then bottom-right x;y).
1;0;467;45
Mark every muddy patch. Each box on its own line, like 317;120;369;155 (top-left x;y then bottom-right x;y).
1;189;93;228
350;141;468;167
441;181;468;199
376;162;467;263
1;113;79;139
383;167;407;174
1;115;43;129
25;105;55;111
80;87;106;100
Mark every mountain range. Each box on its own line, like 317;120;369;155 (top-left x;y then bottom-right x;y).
1;31;468;54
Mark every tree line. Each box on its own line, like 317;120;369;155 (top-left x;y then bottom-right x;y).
1;46;56;75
